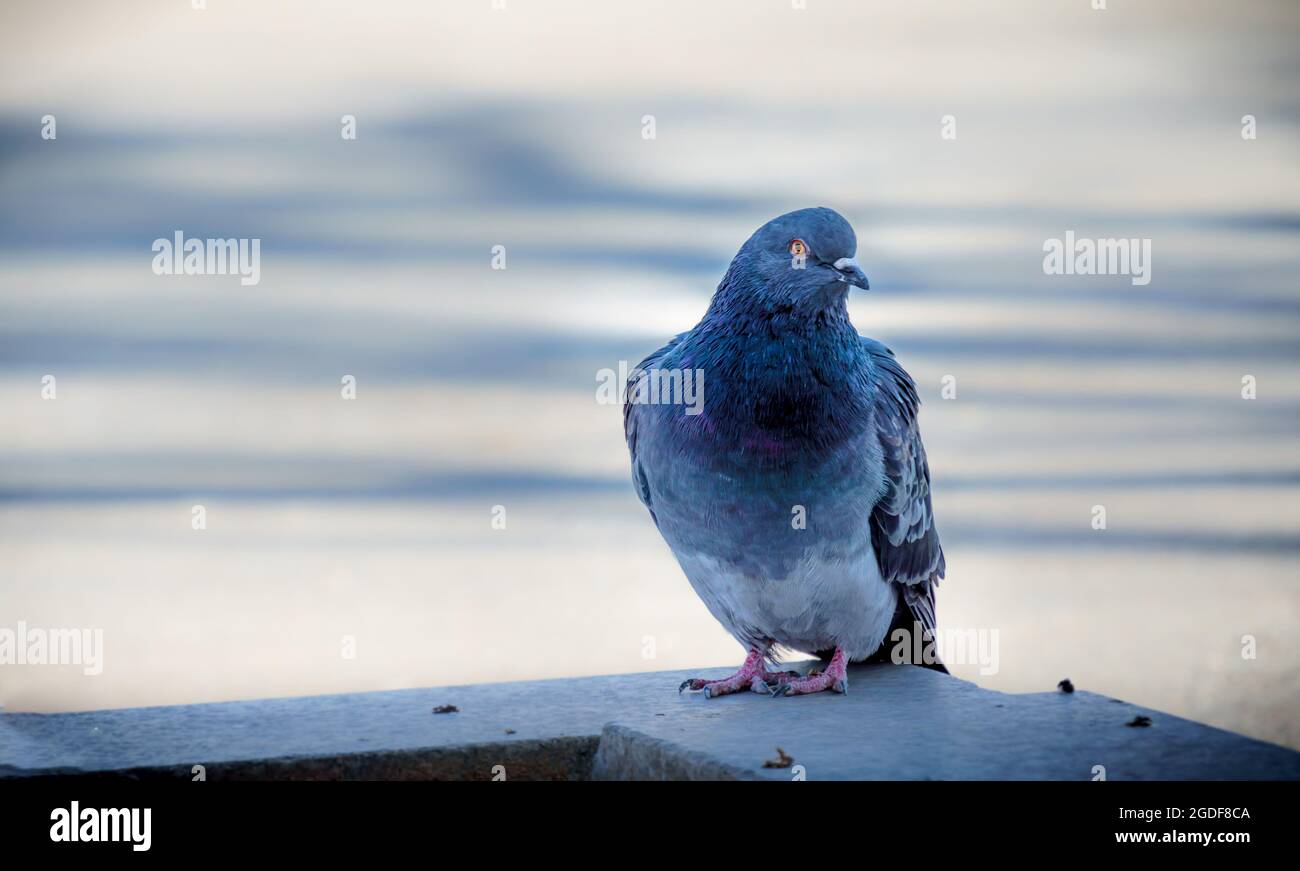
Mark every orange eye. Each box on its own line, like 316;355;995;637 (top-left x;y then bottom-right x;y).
790;239;807;256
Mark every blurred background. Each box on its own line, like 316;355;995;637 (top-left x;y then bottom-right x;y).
1;1;1298;751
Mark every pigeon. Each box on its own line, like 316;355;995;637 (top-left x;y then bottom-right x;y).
624;207;945;697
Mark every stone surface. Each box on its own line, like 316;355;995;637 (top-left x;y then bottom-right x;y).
3;663;1298;780
601;665;1300;780
592;724;759;781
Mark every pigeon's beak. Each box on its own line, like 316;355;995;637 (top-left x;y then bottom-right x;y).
833;257;870;290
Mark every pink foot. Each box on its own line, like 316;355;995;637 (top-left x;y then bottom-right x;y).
773;647;849;696
678;650;800;698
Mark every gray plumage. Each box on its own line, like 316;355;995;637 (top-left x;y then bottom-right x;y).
624;207;945;670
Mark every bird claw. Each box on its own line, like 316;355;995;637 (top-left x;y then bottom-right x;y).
768;648;849;696
676;652;840;699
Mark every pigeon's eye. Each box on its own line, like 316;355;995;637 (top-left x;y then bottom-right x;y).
789;239;807;257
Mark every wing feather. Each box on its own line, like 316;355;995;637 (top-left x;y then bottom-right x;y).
864;339;945;637
623;334;686;525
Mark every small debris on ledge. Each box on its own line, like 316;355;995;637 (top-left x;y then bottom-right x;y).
762;747;794;769
431;704;459;714
1126;715;1152;728
1057;678;1075;694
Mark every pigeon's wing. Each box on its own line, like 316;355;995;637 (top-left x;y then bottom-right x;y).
863;338;946;638
623;334;686;526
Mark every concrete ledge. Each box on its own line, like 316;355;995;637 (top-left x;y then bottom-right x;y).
6;738;599;782
4;664;1299;780
591;724;759;781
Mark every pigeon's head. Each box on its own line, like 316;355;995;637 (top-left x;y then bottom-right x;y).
733;207;869;301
